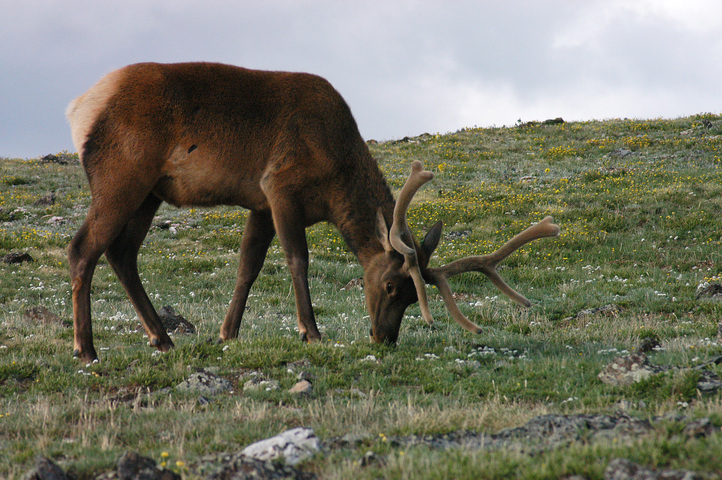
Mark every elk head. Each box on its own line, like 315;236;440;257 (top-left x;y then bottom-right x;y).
365;161;560;344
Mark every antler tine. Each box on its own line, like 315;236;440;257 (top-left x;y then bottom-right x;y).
428;216;560;333
390;160;435;325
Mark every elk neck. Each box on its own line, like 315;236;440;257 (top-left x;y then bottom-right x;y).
327;149;395;269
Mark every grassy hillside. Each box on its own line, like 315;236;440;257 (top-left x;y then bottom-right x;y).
1;114;721;479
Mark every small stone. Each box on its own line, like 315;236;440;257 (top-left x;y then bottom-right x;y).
576;304;619;318
158;306;196;334
176;371;231;396
2;251;33;264
115;451;180;480
243;377;279;392
39;153;75;165
342;277;364;290
610;148;633;158
696;282;722;300
542;117;565;125
339;433;371;446
636;335;661;354
360;450;380;467
683;417;715;438
34;192;56;206
287;358;312;370
289;380;313;396
24;306;64;326
696;368;722;394
349;388;367;399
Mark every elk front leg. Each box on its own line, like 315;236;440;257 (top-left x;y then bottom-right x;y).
267;198;321;342
220;210;276;341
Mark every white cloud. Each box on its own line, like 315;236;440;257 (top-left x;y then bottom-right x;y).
1;0;721;157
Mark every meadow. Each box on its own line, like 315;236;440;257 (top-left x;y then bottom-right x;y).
1;114;721;479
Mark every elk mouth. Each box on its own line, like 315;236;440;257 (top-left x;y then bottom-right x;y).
369;314;400;344
369;327;399;345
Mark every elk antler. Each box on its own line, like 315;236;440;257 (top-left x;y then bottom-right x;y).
427;216;560;334
390;160;435;325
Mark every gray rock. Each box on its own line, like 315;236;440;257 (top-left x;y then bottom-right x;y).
204;454;315;480
176;371;232;396
117;451;157;480
604;458;703;480
21;457;68;480
696;370;722;394
241;428;320;466
116;451;180;480
600;353;722;393
393;413;653;452
598;353;666;387
493;413;652;447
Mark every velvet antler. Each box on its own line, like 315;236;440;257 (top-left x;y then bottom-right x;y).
427;216;560;333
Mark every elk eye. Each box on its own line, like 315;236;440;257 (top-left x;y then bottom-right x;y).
385;281;396;296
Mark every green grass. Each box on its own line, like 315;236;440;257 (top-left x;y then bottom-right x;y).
1;114;721;479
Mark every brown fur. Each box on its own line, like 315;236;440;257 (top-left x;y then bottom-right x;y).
66;62;407;362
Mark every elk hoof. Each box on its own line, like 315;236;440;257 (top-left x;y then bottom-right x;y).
73;348;98;364
299;332;321;343
149;337;175;352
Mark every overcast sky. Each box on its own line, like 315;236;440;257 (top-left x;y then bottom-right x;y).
1;0;721;158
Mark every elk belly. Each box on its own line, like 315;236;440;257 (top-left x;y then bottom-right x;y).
153;144;268;209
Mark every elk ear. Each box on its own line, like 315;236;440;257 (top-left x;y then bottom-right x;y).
421;220;443;259
375;209;393;252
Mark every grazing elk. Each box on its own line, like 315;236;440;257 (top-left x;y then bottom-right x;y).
66;62;559;362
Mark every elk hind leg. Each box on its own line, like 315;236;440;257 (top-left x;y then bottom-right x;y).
68;220;104;362
104;194;173;352
69;199;150;362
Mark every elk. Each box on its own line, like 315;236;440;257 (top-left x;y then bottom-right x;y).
66;62;559;363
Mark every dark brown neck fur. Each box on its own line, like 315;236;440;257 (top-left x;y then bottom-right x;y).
328;142;395;267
